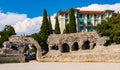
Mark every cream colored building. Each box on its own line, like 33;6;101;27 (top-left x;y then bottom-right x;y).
57;9;118;34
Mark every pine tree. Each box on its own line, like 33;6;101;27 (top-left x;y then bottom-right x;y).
55;16;60;34
68;8;76;33
48;16;53;34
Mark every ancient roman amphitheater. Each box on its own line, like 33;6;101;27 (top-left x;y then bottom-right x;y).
0;31;120;62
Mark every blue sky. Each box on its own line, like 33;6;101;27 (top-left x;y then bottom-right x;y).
0;0;120;18
0;0;120;35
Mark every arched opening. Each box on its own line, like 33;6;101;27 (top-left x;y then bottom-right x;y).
61;43;70;53
40;42;49;55
91;43;96;49
11;45;18;51
72;42;79;51
104;40;110;47
82;40;90;50
24;44;37;62
51;45;59;50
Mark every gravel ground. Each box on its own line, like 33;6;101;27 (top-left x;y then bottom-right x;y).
0;62;120;70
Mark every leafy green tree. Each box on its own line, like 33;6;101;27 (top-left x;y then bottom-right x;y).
96;20;111;36
96;14;120;44
27;33;41;44
0;25;16;48
48;16;53;34
55;16;60;34
68;8;76;33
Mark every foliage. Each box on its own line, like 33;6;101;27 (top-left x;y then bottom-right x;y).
38;9;50;53
28;9;51;55
63;24;69;34
27;33;41;44
48;16;53;34
68;8;76;33
55;16;60;34
39;9;50;41
0;25;16;48
96;15;120;44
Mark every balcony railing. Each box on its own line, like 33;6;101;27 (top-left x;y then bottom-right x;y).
79;18;84;23
87;19;91;23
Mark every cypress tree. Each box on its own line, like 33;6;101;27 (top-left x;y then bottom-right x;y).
39;9;49;41
63;24;69;34
55;16;60;34
38;9;50;53
48;16;53;34
68;8;76;33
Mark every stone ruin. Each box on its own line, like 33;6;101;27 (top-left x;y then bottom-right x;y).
0;35;42;62
0;31;111;62
47;31;109;52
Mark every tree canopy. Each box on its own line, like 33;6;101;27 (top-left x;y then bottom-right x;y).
38;9;50;53
63;8;76;34
63;24;69;34
96;15;120;44
55;16;60;34
39;9;50;41
68;8;76;33
0;25;16;48
48;16;53;34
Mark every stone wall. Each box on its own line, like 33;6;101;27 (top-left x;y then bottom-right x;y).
0;35;42;62
41;44;120;62
47;31;109;52
0;54;25;63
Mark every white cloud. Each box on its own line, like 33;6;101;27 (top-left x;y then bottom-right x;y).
77;3;120;12
0;12;27;25
13;17;42;35
0;12;28;33
1;3;119;35
0;11;56;35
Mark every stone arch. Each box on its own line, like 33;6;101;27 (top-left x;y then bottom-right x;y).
91;43;96;49
61;43;70;53
72;42;79;51
51;45;59;50
104;40;110;46
23;44;37;61
82;40;90;50
3;35;42;61
11;45;18;51
26;38;42;61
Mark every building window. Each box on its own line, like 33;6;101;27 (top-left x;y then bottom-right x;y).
79;18;84;25
79;14;82;18
101;14;103;19
65;13;68;18
65;19;68;24
61;13;64;16
94;14;97;20
87;14;89;19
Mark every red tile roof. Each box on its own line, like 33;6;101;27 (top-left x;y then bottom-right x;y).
58;9;116;15
79;10;104;14
113;12;120;15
